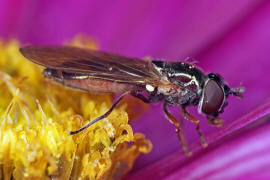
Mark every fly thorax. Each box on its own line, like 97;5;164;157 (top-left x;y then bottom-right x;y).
165;73;202;106
157;83;179;96
151;61;206;106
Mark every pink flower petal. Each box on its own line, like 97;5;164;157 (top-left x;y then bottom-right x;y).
133;1;270;168
1;0;270;172
0;0;264;57
128;100;270;179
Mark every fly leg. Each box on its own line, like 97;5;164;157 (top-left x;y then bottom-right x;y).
70;91;129;135
181;106;208;148
130;91;150;103
207;116;223;128
163;102;191;156
131;90;163;104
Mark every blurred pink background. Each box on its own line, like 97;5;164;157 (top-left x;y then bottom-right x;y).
1;0;270;171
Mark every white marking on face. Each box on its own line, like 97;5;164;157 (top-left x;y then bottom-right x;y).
146;84;155;92
198;79;208;114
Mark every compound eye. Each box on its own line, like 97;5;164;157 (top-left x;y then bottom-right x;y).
201;80;224;115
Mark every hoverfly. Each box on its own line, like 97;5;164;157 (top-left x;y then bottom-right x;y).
20;46;244;155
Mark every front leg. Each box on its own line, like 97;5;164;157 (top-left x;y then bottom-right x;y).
181;106;207;147
163;102;191;156
207;116;223;128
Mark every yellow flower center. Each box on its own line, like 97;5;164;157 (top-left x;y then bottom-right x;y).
0;36;152;179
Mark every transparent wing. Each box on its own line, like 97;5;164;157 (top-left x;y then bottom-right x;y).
20;45;161;84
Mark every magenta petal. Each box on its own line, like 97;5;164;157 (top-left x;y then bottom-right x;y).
1;0;270;172
0;0;264;57
133;1;270;168
129;100;270;179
